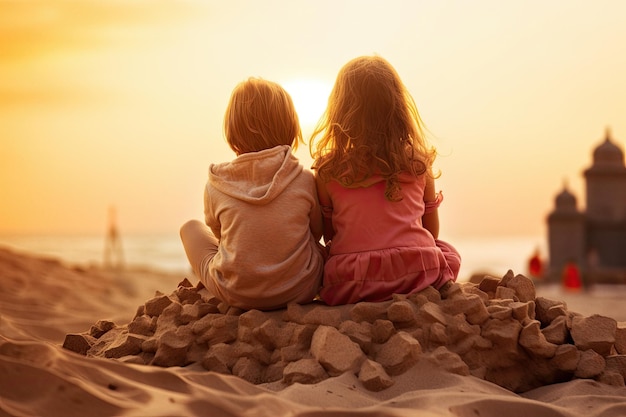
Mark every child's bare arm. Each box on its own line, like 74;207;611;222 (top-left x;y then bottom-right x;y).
309;192;324;242
422;175;440;239
315;172;335;244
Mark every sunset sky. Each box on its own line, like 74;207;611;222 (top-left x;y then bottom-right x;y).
1;0;625;241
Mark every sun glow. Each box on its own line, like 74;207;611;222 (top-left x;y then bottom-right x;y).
282;78;332;131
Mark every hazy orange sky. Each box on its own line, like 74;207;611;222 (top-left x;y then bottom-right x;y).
1;0;625;240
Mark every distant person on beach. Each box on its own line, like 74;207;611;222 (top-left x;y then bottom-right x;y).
528;247;543;279
562;259;583;292
180;78;325;311
310;55;461;306
103;205;124;270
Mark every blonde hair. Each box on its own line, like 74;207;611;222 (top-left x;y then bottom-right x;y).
224;78;303;155
310;56;437;201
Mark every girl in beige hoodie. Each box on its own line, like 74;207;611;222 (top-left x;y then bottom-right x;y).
180;78;325;310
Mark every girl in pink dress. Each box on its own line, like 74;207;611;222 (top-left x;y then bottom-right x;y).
310;55;461;306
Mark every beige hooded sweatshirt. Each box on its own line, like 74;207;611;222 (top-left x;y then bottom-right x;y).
204;145;324;310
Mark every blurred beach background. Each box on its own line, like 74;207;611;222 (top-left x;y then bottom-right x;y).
1;0;625;281
3;5;626;415
0;233;546;282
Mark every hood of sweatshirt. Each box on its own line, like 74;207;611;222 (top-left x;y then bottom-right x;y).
208;145;303;204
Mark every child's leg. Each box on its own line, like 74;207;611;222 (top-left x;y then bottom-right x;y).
436;239;462;280
431;239;462;298
180;220;218;281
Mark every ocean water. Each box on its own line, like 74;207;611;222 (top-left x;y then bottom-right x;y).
0;234;189;274
0;233;546;281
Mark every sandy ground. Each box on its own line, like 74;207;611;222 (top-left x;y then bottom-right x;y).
1;245;625;417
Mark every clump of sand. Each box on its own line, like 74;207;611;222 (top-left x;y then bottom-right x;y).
64;270;626;393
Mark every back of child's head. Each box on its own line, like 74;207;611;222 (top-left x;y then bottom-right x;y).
311;55;437;200
224;78;302;155
327;55;412;140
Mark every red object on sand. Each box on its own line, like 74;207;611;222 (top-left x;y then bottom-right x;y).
562;262;582;291
528;253;543;278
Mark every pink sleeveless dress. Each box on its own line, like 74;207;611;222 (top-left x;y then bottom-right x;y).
319;173;461;305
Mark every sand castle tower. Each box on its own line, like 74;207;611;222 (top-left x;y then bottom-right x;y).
547;129;626;283
583;129;626;269
547;183;585;276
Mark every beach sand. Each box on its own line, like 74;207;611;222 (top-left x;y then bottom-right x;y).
1;245;625;417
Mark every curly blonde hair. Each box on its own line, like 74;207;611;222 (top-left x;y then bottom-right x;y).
310;56;437;201
224;77;302;155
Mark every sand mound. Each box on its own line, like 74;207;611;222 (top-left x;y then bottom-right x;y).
64;270;626;393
